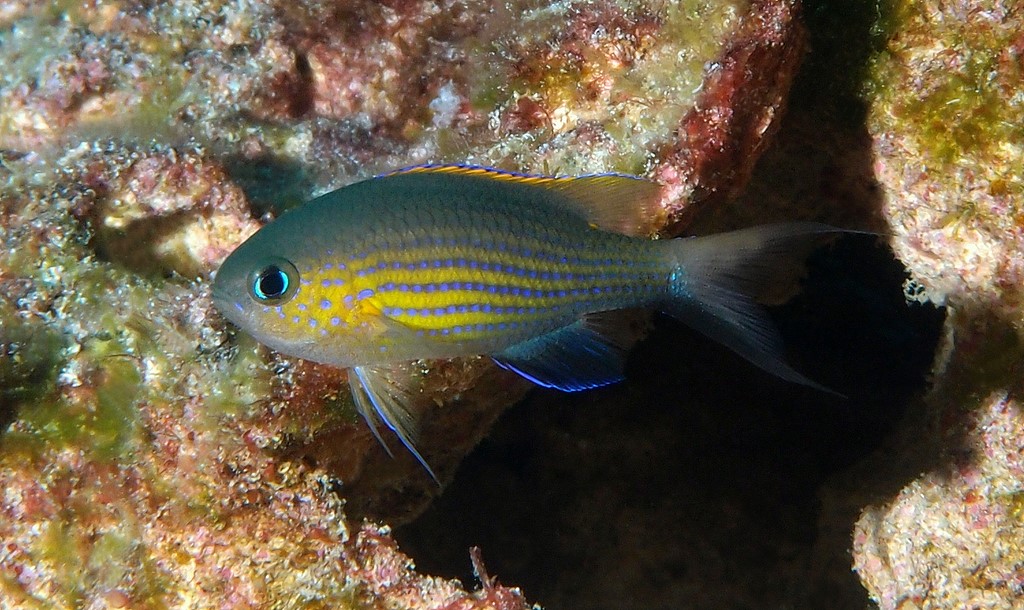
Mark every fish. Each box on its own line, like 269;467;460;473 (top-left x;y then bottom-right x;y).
212;164;840;479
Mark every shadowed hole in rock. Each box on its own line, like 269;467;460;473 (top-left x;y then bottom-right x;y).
394;235;944;610
92;209;201;278
222;153;312;219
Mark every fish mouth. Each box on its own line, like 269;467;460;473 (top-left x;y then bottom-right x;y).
209;284;247;328
209;285;231;312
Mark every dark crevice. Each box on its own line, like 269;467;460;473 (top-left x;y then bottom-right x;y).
0;312;65;431
92;209;200;278
291;51;315;118
222;153;312;219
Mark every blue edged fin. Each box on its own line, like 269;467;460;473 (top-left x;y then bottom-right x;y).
385;163;663;236
348;365;438;482
492;316;627;392
664;223;846;396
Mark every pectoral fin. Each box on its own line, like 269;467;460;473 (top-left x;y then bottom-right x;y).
349;364;438;482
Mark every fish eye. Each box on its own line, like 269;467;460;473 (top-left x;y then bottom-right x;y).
249;258;299;305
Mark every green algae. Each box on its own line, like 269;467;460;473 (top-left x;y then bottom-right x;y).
84;66;192;148
207;334;276;420
38;520;87;608
1007;491;1024;521
87;345;143;459
867;2;1024;176
90;530;170;608
12;337;142;461
5;253;167;463
34;515;170;609
89;530;136;587
1;198;148;461
0;306;64;409
906;65;1022;169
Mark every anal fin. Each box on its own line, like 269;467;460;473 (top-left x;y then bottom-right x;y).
492;316;628;392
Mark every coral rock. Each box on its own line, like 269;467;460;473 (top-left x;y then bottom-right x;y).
852;1;1024;608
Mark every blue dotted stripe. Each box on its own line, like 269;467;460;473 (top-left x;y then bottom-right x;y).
374;279;660;299
382;303;555;317
413;320;533;337
350;256;653;278
350;258;660;284
341;233;658;270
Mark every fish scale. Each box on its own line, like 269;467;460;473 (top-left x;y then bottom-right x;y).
279;197;667;354
213;164;844;479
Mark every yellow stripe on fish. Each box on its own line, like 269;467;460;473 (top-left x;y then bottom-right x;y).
292;245;662;340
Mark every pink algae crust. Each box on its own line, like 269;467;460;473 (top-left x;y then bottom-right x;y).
852;322;1024;609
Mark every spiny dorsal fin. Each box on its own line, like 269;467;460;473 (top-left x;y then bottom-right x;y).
385;164;665;236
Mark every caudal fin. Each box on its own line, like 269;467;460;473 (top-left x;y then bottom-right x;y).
662;222;848;394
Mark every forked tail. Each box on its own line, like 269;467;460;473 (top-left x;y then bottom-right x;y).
662;222;848;393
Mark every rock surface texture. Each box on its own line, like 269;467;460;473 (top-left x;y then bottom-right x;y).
850;1;1024;608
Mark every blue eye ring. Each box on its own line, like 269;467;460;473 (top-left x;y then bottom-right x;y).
248;258;299;305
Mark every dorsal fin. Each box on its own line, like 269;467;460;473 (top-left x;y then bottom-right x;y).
384;164;665;236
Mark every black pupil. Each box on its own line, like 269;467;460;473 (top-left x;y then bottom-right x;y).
257;267;286;298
